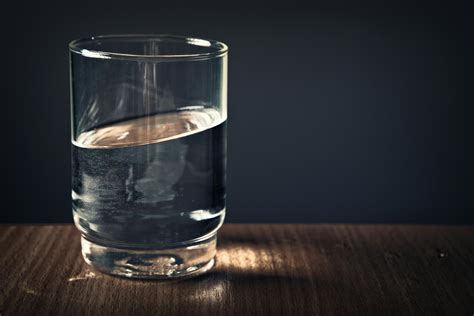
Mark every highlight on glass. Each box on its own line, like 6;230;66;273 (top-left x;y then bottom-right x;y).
69;35;228;278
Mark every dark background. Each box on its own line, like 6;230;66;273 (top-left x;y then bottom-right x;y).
2;1;472;223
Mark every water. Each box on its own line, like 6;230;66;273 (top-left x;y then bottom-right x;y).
72;108;226;250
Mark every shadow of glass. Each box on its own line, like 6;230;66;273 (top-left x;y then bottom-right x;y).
175;267;322;315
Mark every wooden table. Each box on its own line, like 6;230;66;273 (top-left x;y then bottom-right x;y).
1;224;473;315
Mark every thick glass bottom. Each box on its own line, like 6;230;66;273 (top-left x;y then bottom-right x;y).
81;234;217;279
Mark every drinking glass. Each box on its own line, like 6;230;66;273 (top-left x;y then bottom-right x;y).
69;35;228;278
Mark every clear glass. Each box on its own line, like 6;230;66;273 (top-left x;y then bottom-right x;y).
69;35;228;279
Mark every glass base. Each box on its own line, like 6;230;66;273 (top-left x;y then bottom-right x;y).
81;235;217;279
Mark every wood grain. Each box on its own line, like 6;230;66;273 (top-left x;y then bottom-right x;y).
0;224;473;315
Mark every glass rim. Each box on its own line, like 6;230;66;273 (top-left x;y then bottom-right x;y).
69;34;228;61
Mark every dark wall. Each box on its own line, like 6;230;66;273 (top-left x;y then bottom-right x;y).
2;1;472;223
